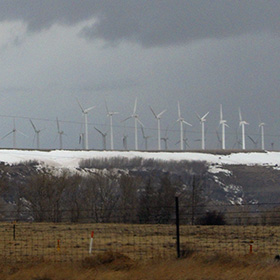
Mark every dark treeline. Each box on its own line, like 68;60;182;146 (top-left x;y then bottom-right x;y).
0;157;278;225
12;170;206;224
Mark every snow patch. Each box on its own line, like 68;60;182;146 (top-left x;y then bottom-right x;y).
0;150;279;170
208;165;232;176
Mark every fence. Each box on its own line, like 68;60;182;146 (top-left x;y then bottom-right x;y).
1;200;280;262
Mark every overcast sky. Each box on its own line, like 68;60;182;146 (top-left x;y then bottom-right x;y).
0;1;279;151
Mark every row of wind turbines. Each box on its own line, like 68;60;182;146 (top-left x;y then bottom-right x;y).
77;98;266;152
0;98;265;151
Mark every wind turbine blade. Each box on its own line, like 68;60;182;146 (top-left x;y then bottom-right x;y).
84;105;95;113
238;108;242;121
177;102;181;118
247;135;256;144
105;100;109;114
183;120;192;126
121;116;132;122
220;104;223;120
133;98;137;114
1;131;13;139
202;112;209;119
56;117;60;132
18;130;28;137
216;130;221;142
137;118;144;127
94;127;105;136
164;125;169;137
29;119;36;132
149;106;157;118
76;98;84;113
195;112;201;120
140;125;145;138
13;118;16;130
157;109;167;118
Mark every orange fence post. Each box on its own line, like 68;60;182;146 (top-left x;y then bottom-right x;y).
57;239;60;252
249;240;253;254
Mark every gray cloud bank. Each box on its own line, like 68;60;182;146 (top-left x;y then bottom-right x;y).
1;1;280;46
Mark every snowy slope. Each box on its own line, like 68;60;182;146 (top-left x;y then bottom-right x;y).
0;149;280;169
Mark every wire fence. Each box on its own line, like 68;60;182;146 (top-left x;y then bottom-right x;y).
1;201;280;263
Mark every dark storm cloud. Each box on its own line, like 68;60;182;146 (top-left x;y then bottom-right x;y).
1;1;280;46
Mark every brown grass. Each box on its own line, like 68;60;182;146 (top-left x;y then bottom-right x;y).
1;252;280;280
0;222;279;263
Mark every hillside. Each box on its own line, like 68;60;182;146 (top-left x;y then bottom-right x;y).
0;149;279;222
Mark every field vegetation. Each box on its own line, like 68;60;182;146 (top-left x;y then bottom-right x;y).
0;251;280;280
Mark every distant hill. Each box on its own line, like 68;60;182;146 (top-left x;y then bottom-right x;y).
0;149;279;221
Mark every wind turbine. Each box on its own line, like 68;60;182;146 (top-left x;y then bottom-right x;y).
105;101;119;150
30;119;43;149
122;134;128;150
219;104;229;150
56;118;66;150
77;99;95;150
94;127;107;150
248;135;258;149
2;118;26;149
122;98;144;150
183;128;191;150
150;106;166;150
238;108;249;150
141;125;151;150
232;129;242;149
259;121;265;150
177;102;192;150
79;133;85;149
216;130;222;149
196;111;209;150
161;126;169;150
122;121;128;150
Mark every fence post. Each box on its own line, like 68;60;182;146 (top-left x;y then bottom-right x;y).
175;196;180;258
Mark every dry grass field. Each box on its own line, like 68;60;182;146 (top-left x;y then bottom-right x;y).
0;222;279;263
1;252;280;280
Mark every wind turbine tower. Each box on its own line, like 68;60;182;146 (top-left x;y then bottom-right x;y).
105;101;119;150
238;108;249;150
56;118;65;150
122;98;144;150
150;106;166;150
259;121;265;150
2;118;26;149
177;102;192;150
219;104;229;150
141;125;151;150
94;127;107;150
77;99;95;150
161;126;169;150
79;133;85;149
30;119;43;149
196;111;209;150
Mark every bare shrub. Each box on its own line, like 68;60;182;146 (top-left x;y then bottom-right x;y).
82;251;134;270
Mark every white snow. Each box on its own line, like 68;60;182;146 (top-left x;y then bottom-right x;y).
0;149;279;169
208;165;232;175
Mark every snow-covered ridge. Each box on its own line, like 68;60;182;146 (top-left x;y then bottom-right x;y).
0;149;279;169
